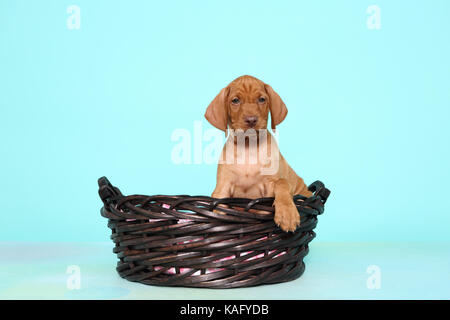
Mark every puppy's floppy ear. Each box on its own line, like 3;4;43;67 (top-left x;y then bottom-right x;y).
205;86;229;132
265;84;288;131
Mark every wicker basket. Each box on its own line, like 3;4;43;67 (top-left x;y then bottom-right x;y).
98;176;330;288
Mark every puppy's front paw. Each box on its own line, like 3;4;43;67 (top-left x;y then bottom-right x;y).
274;198;300;232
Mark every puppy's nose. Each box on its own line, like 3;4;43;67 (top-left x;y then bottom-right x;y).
244;116;258;127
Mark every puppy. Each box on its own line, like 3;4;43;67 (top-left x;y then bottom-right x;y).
205;75;312;232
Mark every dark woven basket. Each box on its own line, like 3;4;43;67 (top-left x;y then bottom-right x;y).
98;177;330;288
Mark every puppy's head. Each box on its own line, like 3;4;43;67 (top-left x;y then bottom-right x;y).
205;75;287;132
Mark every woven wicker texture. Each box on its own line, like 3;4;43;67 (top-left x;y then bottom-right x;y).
98;177;330;288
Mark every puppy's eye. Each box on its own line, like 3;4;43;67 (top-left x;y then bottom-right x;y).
231;98;240;105
258;97;266;103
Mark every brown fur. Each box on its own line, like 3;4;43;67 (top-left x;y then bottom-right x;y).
205;75;312;232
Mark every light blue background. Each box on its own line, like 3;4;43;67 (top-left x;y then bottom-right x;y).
1;0;449;244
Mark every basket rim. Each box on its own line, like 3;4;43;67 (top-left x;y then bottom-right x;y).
98;177;330;222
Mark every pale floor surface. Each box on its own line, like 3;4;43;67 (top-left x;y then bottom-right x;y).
1;242;449;300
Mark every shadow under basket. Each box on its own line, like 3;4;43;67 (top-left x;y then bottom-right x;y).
98;177;330;289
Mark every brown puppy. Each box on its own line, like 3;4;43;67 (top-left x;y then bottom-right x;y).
205;75;312;232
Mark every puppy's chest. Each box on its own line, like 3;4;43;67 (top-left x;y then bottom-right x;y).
230;164;267;188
